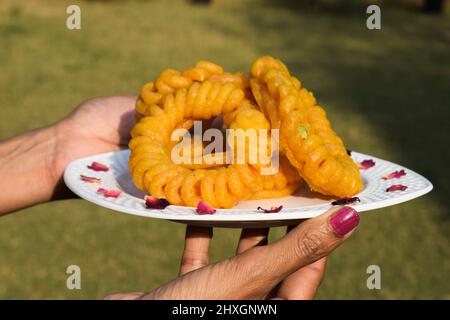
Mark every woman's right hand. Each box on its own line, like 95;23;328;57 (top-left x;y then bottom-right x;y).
105;205;360;300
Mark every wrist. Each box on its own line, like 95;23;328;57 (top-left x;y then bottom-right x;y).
0;124;71;214
50;119;80;200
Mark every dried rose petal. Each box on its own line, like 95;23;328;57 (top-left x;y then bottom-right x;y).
359;159;375;170
382;169;406;180
88;162;109;172
145;196;170;209
97;188;121;198
331;197;360;206
80;175;101;184
386;184;408;192
196;201;216;215
257;206;283;213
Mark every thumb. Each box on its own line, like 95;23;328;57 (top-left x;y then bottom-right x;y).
141;206;359;300
271;205;359;275
229;206;360;298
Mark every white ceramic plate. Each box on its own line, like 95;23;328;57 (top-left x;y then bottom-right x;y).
64;150;432;228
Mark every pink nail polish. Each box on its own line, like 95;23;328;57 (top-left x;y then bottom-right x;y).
330;206;360;237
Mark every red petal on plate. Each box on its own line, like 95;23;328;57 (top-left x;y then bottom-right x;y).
196;201;216;215
386;184;408;192
145;196;170;209
382;169;406;180
358;159;375;170
88;162;109;172
97;188;121;198
80;175;101;184
257;205;283;213
331;197;360;206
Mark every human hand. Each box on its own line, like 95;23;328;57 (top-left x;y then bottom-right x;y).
51;96;137;197
104;206;360;300
0;96;136;214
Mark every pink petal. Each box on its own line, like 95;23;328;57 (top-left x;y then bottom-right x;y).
331;197;360;206
80;175;101;184
386;184;408;192
88;162;109;172
257;205;283;213
359;159;375;170
383;169;406;180
196;201;216;215
97;188;121;198
145;196;170;209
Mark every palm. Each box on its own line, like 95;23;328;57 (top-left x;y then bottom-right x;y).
54;96;137;181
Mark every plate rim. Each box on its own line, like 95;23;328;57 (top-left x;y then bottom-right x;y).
63;150;433;222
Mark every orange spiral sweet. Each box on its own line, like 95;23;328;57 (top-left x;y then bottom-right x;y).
129;57;362;209
136;61;225;120
250;56;363;197
130;75;301;208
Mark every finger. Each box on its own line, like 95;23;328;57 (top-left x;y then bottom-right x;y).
236;228;269;254
179;225;213;276
277;223;326;300
224;206;359;299
264;223;300;299
103;292;145;300
142;206;359;299
276;257;327;300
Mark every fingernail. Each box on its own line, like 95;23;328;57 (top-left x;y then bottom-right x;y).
330;206;360;237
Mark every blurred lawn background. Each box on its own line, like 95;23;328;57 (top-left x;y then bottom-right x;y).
0;0;449;299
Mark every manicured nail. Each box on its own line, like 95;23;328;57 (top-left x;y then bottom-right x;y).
330;206;360;237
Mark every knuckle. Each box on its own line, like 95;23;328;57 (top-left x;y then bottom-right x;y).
181;249;209;270
181;256;208;269
295;231;324;258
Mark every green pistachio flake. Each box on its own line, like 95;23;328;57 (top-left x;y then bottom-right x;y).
297;125;308;140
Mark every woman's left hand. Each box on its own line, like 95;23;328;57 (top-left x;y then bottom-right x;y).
0;96;136;214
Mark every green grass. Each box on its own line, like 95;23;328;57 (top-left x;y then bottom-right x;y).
0;0;449;299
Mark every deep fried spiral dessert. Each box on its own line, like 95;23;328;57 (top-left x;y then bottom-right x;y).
130;77;301;208
129;56;362;209
135;61;224;121
250;56;363;197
